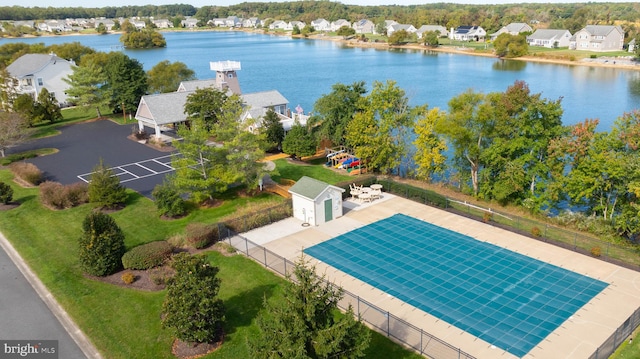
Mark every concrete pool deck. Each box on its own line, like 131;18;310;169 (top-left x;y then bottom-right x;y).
241;194;640;359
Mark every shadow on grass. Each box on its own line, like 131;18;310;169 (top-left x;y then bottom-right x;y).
223;283;278;335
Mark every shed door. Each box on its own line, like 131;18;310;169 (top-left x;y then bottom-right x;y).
324;199;333;222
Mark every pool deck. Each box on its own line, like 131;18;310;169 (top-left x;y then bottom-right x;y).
241;194;640;359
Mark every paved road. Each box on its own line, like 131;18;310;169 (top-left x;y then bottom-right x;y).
0;232;98;358
10;120;175;197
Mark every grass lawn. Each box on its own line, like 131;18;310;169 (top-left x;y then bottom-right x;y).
0;168;421;358
271;158;356;185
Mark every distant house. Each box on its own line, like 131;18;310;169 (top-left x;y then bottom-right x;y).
451;26;486;41
311;18;331;32
289;176;345;226
5;53;76;106
570;25;624;52
629;38;636;53
526;29;572;48
387;23;417;37
489;22;533;41
269;20;287;30
416;25;448;39
225;16;241;28
152;19;171;28
286;21;305;31
352;19;375;34
94;19;115;31
331;19;351;32
208;18;226;27
39;20;69;33
181;18;198;28
242;17;261;28
132;20;146;29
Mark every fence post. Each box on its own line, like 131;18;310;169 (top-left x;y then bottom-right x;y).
245;237;249;255
387;311;390;337
284;259;287;276
264;247;267;267
607;242;610;257
458;347;461;359
420;329;423;355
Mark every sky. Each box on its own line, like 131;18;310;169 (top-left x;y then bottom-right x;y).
3;0;635;9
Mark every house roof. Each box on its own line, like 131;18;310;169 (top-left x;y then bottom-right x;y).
505;22;532;33
135;91;190;126
416;25;447;34
582;25;623;37
528;29;570;40
241;90;288;109
178;79;221;92
6;53;73;78
288;176;344;201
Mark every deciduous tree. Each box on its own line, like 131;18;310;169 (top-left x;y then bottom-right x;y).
0;111;32;157
147;60;196;94
282;122;316;159
262;108;285;151
413;106;448;181
493;33;528;58
103;52;148;115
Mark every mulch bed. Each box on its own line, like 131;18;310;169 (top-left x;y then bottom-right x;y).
0;202;20;211
171;329;224;359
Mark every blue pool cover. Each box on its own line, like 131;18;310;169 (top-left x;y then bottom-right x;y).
304;214;608;357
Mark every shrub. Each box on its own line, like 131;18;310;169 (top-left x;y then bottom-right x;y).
40;181;89;209
78;212;126;276
149;266;174;285
132;126;149;140
531;226;542;237
9;162;43;185
0;182;13;204
591;246;602;257
121;272;136;284
482;211;493;223
185;223;218;249
88;159;128;209
122;241;173;270
590;54;597;59
152;182;187;218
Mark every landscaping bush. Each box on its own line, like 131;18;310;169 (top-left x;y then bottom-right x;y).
185;222;219;249
222;201;292;233
121;241;173;270
591;246;602;257
149;266;174;285
87;159;128;209
121;272;136;284
152;181;187;218
40;181;89;209
531;226;542;237
78;212;126;277
0;182;13;204
9;162;43;186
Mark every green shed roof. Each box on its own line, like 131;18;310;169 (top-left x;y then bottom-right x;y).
288;176;344;200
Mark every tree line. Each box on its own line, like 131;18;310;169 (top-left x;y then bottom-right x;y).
0;4;196;21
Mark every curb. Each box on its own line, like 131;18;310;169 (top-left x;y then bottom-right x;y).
0;231;102;359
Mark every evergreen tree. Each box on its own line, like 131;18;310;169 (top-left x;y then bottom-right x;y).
262;108;285;151
63;60;109;118
152;179;187;218
88;159;128;209
103;52;148;115
282;122;316;159
33;88;63;125
78;212;125;276
162;253;225;344
249;257;370;358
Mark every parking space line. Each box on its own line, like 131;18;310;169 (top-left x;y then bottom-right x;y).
76;154;179;184
116;166;139;179
135;163;158;174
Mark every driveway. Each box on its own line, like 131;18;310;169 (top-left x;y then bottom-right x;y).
10;120;176;198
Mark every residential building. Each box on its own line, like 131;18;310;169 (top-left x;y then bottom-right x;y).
181;18;198;28
352;19;375;34
387;23;417;37
450;26;486;41
570;25;624;52
416;25;448;39
489;22;533;41
331;19;351;32
94;19;115;31
526;29;572;48
152;19;172;28
242;17;261;28
225;16;241;28
5;53;76;106
269;20;287;30
286;21;305;31
629;38;636;53
311;18;331;32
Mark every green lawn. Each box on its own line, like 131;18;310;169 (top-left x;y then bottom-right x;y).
271;158;354;184
0;167;421;358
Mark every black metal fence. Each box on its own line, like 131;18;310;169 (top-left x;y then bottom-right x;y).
588;306;640;359
221;229;476;359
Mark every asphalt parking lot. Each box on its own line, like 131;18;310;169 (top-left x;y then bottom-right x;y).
11;120;175;197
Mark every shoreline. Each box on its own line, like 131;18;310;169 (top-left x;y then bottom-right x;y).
7;28;640;71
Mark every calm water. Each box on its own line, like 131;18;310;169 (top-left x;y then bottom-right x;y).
3;30;640;130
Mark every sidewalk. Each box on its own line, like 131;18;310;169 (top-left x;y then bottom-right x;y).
0;231;101;359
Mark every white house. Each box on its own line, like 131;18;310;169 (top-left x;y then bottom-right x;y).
451;26;486;41
629;38;636;53
387;23;417;37
331;19;351;31
311;18;331;32
570;25;624;52
527;29;572;48
489;22;533;41
269;20;287;30
352;19;375;34
286;21;305;31
416;25;448;39
288;176;345;226
6;53;76;106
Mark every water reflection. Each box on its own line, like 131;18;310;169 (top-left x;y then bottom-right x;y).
492;59;526;71
629;72;640;98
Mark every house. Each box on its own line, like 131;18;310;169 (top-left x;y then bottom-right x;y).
132;20;146;29
526;29;572;48
152;19;172;29
5;53;76;106
269;20;287;30
242;17;260;28
331;19;351;32
311;18;330;32
181;18;198;28
570;25;624;52
225;16;241;28
38;20;69;33
352;19;375;34
629;38;636;53
286;21;305;31
288;176;345;226
489;22;533;41
387;24;417;37
416;25;448;39
94;19;115;31
209;18;226;27
450;26;486;41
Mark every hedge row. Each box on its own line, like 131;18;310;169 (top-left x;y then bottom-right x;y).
184;223;219;249
121;241;173;270
9;162;43;186
40;181;88;209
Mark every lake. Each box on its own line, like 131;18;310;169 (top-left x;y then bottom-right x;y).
3;30;640;130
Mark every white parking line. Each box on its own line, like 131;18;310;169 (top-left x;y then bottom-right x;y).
77;154;180;183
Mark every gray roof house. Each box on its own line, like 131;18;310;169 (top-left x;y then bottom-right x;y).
288;176;345;226
570;25;624;52
387;23;417;37
526;29;572;48
416;25;448;39
451;26;486;41
489;22;533;41
311;18;331;31
6;53;76;105
352;19;375;34
331;19;351;31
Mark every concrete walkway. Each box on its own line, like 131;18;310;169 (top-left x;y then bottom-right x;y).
0;231;101;359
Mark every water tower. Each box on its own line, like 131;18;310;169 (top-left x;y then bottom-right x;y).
210;60;242;95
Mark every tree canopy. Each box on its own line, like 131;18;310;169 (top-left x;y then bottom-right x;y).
147;60;196;94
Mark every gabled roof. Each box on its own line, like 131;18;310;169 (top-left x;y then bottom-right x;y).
528;29;571;40
6;53;73;78
582;25;623;37
241;90;288;110
505;22;532;33
135;92;190;126
177;79;220;92
416;25;447;34
288;176;344;201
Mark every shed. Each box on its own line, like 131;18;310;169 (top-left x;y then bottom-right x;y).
288;176;345;226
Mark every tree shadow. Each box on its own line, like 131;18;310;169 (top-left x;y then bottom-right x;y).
223;283;277;335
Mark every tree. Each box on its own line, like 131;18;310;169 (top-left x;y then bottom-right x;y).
249;256;370;359
103;52;148;115
87;159;128;209
11;94;36;123
635;35;640;59
32;88;63;125
120;28;167;49
375;22;387;36
162;253;225;344
308;81;366;147
152;179;187;218
422;31;440;47
0;181;13;204
282;122;316;159
147;60;196;94
413;106;448;181
337;25;355;38
78;212;125;277
388;29;409;45
184;87;231;129
346;80;413;175
0;111;32;157
292;25;301;35
0;68;18;110
64;60;109;117
96;22;107;34
262;108;285;151
493;33;528;58
46;42;95;64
